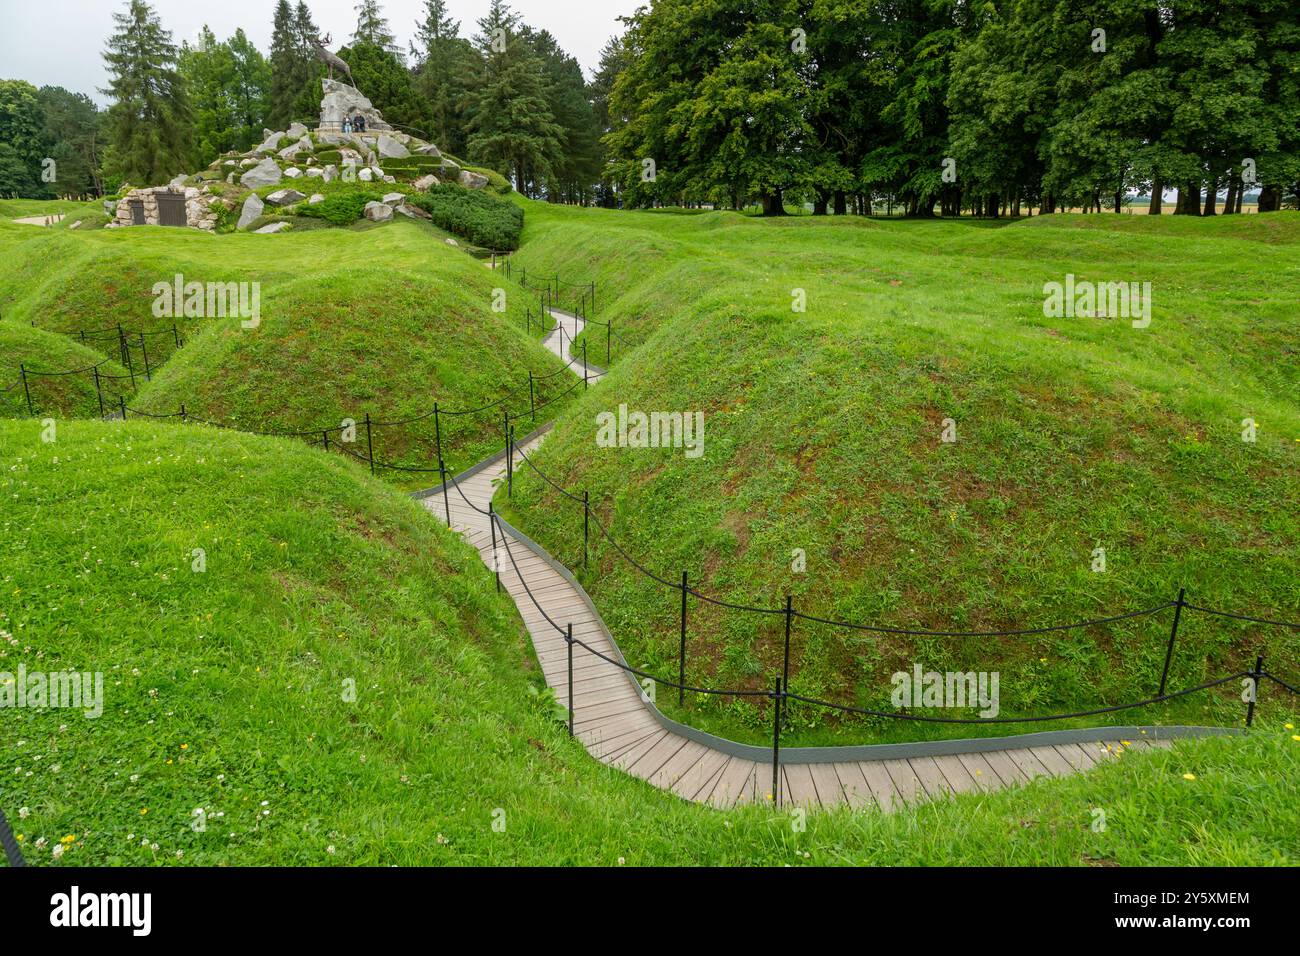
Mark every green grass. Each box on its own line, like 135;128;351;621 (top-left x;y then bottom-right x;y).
3;419;1297;866
502;203;1300;747
0;212;568;481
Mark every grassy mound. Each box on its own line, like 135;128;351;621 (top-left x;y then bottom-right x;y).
0;322;132;419
0;217;567;479
3;419;1296;866
504;205;1300;745
125;220;568;479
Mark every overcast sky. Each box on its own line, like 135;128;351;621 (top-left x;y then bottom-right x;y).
1;0;641;105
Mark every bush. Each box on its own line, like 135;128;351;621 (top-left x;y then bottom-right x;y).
407;184;524;250
296;187;386;226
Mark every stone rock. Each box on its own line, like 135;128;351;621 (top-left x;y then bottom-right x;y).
257;130;285;153
305;167;324;179
169;174;188;188
382;174;396;184
279;135;313;160
339;148;362;165
254;222;290;234
358;167;374;182
319;78;392;132
284;167;303;179
287;122;309;139
414;144;442;157
237;193;264;230
376;134;409;159
438;158;462;179
322;165;338;183
444;237;459;246
240;157;282;188
103;200;116;215
381;192;406;205
240;158;260;168
224;160;238;167
458;169;490;190
412;174;439;191
265;188;307;206
308;194;325;205
363;201;394;222
396;203;430;220
226;173;237;184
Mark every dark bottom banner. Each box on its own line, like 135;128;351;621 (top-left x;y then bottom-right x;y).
0;866;1283;941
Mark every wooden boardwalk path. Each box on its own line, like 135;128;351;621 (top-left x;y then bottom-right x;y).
420;306;1185;811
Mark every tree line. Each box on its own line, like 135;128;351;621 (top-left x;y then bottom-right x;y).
600;0;1300;215
1;0;606;201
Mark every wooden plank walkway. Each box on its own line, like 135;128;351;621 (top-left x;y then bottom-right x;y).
420;305;1180;811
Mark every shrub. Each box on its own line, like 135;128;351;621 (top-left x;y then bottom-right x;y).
407;184;524;250
296;187;386;226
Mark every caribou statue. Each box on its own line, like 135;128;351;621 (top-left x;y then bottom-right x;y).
309;33;354;84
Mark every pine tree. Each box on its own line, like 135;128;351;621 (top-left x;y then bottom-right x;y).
353;0;398;54
411;0;474;151
267;0;300;128
101;0;191;186
289;2;327;123
462;0;563;196
413;0;459;58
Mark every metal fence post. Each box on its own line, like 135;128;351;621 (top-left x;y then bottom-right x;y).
607;320;612;365
489;503;500;592
322;429;330;452
782;595;794;723
679;570;688;705
139;333;151;380
1246;654;1264;727
582;490;589;569
503;411;511;496
172;323;180;348
438;457;451;527
119;395;127;419
567;622;575;738
529;370;536;422
433;402;442;465
365;413;375;475
582;340;588;390
180;403;187;423
771;678;783;808
92;366;105;418
1159;588;1186;696
508;425;515;497
19;363;32;416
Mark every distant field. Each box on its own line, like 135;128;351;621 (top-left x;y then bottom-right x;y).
504;203;1300;747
